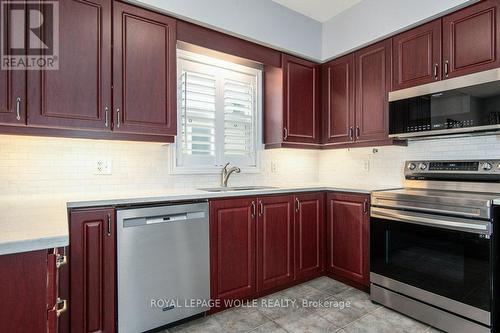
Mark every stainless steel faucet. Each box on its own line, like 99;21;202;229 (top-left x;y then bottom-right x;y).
221;163;241;187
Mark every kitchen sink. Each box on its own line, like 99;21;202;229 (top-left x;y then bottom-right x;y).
198;186;276;192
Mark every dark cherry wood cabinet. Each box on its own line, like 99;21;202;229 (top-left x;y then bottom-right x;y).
392;20;442;90
355;39;392;144
209;197;257;301
256;195;294;292
0;248;66;333
69;208;116;333
27;0;112;131
326;192;370;288
322;54;355;145
0;1;26;126
283;55;321;144
294;192;325;280
113;1;177;136
443;0;500;79
264;55;321;149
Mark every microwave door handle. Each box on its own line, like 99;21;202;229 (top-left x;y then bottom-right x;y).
371;208;491;235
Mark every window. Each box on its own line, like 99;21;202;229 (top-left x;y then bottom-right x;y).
172;49;262;174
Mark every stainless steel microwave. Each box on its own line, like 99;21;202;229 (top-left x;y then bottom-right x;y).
388;68;500;139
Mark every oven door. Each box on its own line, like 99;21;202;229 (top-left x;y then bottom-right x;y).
371;207;492;325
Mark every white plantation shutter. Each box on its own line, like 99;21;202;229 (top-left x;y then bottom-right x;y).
224;78;256;165
175;50;261;173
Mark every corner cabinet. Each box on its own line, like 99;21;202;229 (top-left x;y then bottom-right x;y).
264;55;321;149
69;208;116;333
323;40;396;149
326;192;370;289
113;1;177;136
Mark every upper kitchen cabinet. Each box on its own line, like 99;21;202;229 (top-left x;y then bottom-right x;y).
322;54;355;146
0;1;26;126
442;0;500;79
113;1;177;136
27;0;112;131
392;20;442;90
355;39;392;143
264;54;321;149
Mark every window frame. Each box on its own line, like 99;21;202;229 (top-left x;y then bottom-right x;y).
170;49;263;175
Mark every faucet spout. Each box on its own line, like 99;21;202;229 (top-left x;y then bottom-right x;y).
221;163;241;187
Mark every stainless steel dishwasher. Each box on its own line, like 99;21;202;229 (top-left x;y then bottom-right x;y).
117;202;210;333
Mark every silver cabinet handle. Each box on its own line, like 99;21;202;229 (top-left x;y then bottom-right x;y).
259;201;264;216
295;197;300;212
283;127;288;141
349;127;354;141
104;106;109;127
363;200;369;214
56;298;68;317
116;108;121;128
444;60;449;78
356;126;360;139
15;97;21;121
107;213;112;236
433;63;439;80
55;254;68;268
251;201;256;218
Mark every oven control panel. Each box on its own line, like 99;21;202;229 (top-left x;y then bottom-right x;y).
405;160;500;180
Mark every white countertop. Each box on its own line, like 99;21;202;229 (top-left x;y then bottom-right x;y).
0;184;391;256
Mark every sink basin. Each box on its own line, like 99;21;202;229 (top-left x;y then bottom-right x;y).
199;186;276;192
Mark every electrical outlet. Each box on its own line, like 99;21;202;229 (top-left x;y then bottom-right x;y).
363;160;370;172
271;161;278;173
95;160;112;175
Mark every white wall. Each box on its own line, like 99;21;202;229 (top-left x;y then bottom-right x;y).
321;0;478;61
318;135;500;189
0;135;319;197
128;0;323;61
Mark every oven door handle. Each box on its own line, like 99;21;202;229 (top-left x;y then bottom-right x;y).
371;207;492;235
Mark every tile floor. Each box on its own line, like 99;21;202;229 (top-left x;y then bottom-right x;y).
162;277;443;333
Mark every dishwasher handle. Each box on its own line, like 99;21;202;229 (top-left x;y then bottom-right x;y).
146;213;188;224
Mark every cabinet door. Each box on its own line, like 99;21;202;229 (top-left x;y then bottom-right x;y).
443;0;500;79
327;193;370;287
210;198;257;301
70;208;115;333
113;2;177;136
355;40;391;143
322;54;355;145
27;0;112;130
295;193;324;280
393;20;442;90
257;195;294;292
0;250;48;332
283;54;320;144
0;1;26;126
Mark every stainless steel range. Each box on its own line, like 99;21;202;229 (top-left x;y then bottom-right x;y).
370;160;500;333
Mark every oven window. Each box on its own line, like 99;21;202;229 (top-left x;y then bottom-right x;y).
371;217;491;312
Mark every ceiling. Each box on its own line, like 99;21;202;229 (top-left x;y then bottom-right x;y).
271;0;363;22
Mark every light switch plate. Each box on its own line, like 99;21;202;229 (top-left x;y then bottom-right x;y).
271;161;278;173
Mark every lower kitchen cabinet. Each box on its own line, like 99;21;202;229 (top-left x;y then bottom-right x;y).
326;192;370;288
0;248;66;333
295;192;325;280
209;197;257;301
69;208;116;333
257;195;295;292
